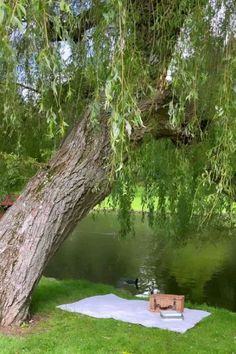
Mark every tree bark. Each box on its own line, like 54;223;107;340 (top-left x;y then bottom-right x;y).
0;107;114;326
0;89;176;326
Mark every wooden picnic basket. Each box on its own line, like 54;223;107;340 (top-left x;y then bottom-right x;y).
149;294;185;313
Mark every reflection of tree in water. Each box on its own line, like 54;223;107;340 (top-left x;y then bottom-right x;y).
146;234;233;307
45;214;236;310
46;232;139;285
204;241;236;311
139;236;173;294
45;213;151;287
137;265;159;294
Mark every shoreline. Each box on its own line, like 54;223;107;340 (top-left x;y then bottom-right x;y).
0;277;235;353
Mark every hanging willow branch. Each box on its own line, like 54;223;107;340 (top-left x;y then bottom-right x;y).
0;0;236;229
47;2;106;42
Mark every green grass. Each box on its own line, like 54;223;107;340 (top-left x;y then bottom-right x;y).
97;188;146;212
1;278;235;354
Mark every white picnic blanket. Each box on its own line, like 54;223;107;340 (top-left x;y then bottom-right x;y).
57;294;210;333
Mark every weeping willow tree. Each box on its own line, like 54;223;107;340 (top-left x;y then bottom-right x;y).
0;0;236;326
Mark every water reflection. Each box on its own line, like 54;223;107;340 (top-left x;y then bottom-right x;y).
45;213;236;311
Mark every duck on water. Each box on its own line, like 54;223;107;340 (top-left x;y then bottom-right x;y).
117;278;139;290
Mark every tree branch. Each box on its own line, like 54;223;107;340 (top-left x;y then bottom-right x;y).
47;2;105;43
0;81;38;94
16;82;38;93
130;88;194;146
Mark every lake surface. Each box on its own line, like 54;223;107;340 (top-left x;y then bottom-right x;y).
45;212;236;311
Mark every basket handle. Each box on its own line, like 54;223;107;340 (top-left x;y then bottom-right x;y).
155;303;174;311
155;297;177;311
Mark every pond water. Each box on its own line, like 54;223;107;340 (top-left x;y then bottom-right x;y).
45;213;236;311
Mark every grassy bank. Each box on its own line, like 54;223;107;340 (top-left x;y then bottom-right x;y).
97;188;145;212
1;278;235;354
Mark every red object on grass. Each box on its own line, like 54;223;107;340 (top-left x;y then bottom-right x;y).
0;195;19;218
0;195;19;209
1;195;15;206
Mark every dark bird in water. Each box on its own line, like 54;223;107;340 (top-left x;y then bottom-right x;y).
123;278;139;289
116;278;139;290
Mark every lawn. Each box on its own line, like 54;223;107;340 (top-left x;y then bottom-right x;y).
97;187;147;212
1;277;235;354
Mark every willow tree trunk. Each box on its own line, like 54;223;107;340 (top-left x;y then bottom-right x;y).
0;108;114;326
0;89;172;326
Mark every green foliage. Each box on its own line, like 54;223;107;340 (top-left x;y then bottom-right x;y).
0;0;236;233
0;152;39;197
